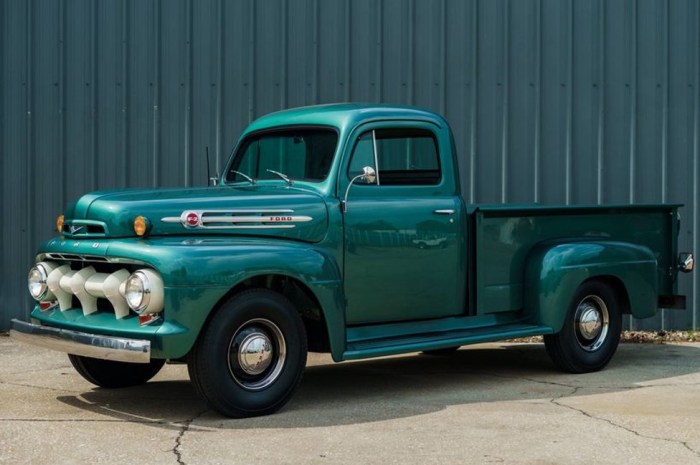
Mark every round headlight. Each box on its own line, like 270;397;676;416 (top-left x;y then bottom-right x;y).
28;265;49;300
125;271;151;313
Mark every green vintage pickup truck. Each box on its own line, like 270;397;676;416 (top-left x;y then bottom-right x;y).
11;104;694;417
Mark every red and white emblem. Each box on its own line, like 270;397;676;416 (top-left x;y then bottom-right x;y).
185;212;200;227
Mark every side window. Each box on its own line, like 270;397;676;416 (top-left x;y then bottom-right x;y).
348;128;441;186
348;133;376;178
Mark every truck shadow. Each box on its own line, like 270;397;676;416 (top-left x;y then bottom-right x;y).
55;343;700;430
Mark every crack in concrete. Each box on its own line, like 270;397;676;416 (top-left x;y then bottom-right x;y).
636;381;700;388
465;370;650;394
467;370;583;390
0;380;81;394
0;417;169;424
173;409;208;465
550;391;700;459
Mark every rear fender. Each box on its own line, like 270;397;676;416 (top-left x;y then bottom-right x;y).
524;241;658;332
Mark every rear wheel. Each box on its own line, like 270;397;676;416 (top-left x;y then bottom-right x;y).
188;289;307;418
544;280;622;373
68;355;165;388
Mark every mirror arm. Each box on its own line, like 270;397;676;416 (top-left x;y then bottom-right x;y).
342;166;376;213
342;174;366;213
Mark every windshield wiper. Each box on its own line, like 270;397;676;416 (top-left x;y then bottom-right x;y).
230;170;256;185
266;169;293;186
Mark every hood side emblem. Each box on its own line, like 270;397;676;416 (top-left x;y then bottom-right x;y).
161;209;313;230
69;225;85;235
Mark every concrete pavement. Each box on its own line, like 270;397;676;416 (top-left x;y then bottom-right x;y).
1;335;699;465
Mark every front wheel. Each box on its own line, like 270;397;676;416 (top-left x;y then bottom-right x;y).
68;355;165;388
544;280;622;373
188;289;307;418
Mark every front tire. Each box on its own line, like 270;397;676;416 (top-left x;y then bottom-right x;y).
68;355;165;388
544;280;622;373
188;289;307;418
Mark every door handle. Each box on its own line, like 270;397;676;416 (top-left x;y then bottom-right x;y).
433;209;455;215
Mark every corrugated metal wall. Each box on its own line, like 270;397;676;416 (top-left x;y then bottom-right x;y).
2;0;698;330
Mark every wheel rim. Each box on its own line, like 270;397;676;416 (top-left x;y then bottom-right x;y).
227;318;286;391
573;295;609;352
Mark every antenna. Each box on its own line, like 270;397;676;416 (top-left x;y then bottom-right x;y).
206;145;219;186
206;146;212;186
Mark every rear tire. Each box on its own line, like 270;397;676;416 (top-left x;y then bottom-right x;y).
68;355;165;388
188;289;307;418
544;280;622;373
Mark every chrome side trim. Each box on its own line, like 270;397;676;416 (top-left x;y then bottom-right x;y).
161;209;313;230
203;215;312;223
10;319;151;364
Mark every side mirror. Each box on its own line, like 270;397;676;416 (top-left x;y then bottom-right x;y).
342;166;377;213
359;166;376;184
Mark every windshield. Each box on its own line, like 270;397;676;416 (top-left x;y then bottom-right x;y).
225;128;338;183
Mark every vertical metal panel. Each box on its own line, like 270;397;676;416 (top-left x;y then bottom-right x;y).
151;0;161;187
468;0;478;204
693;0;700;330
0;0;4;327
500;0;509;203
595;0;605;204
533;0;542;203
2;0;699;330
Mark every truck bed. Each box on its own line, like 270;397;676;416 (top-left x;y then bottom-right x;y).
470;204;679;315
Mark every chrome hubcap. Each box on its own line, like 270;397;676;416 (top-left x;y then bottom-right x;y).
578;306;602;339
574;295;609;352
238;332;273;375
228;318;286;391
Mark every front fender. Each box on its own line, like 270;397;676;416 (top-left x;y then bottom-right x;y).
524;240;658;333
39;237;344;359
147;238;344;359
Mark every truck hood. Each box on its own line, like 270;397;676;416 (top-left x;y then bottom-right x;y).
62;186;329;242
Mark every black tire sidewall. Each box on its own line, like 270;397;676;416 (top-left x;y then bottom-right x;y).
556;281;622;372
68;354;165;388
195;290;307;417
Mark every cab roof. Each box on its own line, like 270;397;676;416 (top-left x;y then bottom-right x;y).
242;103;447;135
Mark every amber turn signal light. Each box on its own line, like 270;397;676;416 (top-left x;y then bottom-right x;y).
133;216;150;237
56;215;64;233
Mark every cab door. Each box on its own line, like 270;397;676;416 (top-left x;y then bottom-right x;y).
340;122;466;325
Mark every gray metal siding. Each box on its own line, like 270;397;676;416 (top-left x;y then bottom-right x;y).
2;0;698;330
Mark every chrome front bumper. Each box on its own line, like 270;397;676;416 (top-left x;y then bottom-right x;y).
10;319;151;363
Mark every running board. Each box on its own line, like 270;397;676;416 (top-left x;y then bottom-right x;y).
342;323;553;361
